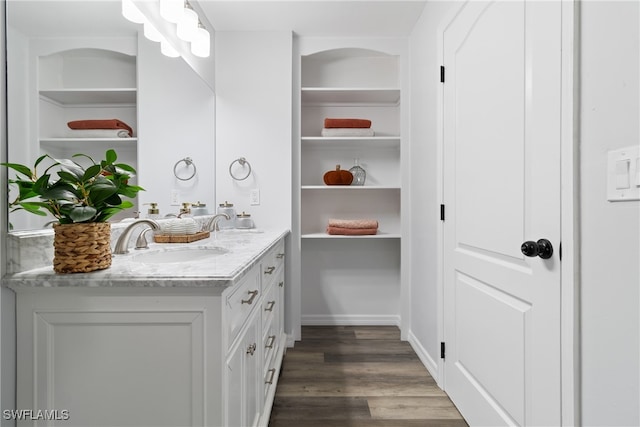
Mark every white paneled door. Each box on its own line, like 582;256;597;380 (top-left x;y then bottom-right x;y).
443;1;562;425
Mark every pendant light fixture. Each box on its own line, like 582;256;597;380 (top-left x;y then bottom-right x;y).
160;0;184;23
122;0;211;58
143;21;164;43
191;22;210;58
176;2;199;42
161;41;180;58
121;0;145;24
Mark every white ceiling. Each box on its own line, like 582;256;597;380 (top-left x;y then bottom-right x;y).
197;1;428;37
7;0;427;38
7;1;137;37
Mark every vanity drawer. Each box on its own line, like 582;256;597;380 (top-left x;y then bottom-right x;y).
262;317;278;367
262;320;280;396
226;267;261;347
262;240;285;278
261;280;278;335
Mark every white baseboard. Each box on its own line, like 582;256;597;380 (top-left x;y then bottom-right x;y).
285;334;296;348
407;330;440;384
301;314;401;326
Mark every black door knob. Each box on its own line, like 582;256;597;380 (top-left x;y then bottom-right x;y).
521;239;553;259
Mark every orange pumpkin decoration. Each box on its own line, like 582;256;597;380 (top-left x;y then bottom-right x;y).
323;165;353;185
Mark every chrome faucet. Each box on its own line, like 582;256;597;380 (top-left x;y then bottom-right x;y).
113;219;161;254
135;227;155;250
203;213;230;232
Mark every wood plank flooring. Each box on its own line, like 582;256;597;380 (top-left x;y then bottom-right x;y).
269;326;468;427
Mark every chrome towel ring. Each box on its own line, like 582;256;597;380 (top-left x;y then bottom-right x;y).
229;157;252;181
174;157;197;181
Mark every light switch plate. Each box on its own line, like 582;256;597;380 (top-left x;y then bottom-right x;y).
170;189;180;206
250;189;260;206
607;145;640;201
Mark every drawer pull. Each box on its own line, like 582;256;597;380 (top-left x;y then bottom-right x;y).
265;301;276;312
264;266;276;275
278;281;284;288
276;253;285;259
265;368;277;385
246;343;257;356
265;335;276;349
241;290;259;305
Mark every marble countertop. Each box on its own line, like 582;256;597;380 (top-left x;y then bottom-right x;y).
4;228;289;290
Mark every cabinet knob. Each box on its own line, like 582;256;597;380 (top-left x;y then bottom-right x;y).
276;253;285;259
265;301;276;312
278;281;284;288
246;343;257;356
264;266;276;275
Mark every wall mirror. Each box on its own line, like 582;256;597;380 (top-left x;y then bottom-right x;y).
5;0;216;232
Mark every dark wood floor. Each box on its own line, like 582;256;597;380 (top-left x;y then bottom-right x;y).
269;326;468;427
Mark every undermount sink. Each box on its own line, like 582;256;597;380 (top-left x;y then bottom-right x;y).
132;247;229;264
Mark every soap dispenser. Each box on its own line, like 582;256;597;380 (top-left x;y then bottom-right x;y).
217;201;236;229
179;202;192;217
145;202;160;219
191;201;209;216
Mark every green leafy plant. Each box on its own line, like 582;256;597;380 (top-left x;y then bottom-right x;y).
2;149;143;224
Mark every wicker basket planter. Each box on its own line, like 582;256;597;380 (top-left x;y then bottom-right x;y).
53;223;112;274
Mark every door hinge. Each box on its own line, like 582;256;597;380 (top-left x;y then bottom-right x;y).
440;204;445;221
440;66;445;83
440;342;446;359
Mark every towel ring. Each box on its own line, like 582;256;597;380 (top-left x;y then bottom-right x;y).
229;157;252;181
174;157;197;181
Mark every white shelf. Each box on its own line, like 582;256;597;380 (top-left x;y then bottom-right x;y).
301;185;400;190
40;138;137;150
302;232;401;239
301;136;400;149
301;87;400;106
39;88;137;106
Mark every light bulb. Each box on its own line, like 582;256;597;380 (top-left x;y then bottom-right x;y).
160;0;184;23
176;4;199;42
161;41;180;58
122;0;145;24
191;24;210;58
143;22;163;43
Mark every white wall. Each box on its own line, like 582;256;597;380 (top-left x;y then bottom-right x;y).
214;31;292;230
408;0;456;381
214;31;293;337
580;2;640;425
137;36;216;217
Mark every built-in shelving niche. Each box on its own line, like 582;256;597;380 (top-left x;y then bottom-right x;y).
299;46;403;326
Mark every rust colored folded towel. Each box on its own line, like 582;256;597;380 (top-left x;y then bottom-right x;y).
326;226;378;236
324;118;372;128
67;119;133;136
328;219;379;229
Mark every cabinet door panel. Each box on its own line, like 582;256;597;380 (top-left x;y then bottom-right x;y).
32;311;204;427
225;309;262;427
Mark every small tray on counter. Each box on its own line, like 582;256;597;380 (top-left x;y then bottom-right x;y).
153;230;210;243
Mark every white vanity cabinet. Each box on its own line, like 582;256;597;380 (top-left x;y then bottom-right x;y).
11;235;287;427
225;238;287;427
259;239;286;422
